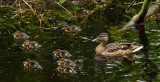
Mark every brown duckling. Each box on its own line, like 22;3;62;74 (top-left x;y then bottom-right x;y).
23;59;42;69
57;58;76;68
92;33;143;58
53;49;72;60
57;65;76;75
28;41;41;49
13;31;30;40
22;40;41;50
62;25;81;34
22;40;30;49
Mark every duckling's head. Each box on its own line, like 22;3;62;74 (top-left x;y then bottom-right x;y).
13;31;21;38
62;25;70;32
92;33;109;42
23;59;31;67
57;58;66;65
53;49;61;55
23;40;30;46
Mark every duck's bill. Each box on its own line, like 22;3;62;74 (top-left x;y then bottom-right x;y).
92;37;99;42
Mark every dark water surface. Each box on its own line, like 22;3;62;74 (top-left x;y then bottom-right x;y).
1;11;160;82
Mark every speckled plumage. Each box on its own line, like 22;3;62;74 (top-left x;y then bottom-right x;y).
93;33;143;57
53;49;72;60
58;58;76;68
13;31;30;40
22;40;41;50
57;65;76;74
23;59;42;69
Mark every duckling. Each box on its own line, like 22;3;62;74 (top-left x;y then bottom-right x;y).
28;41;41;49
57;58;76;68
13;31;30;40
92;33;143;58
57;65;76;74
22;40;30;49
53;49;72;60
22;40;41;50
62;25;81;34
23;59;42;69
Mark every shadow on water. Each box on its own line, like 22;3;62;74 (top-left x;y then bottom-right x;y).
136;24;159;81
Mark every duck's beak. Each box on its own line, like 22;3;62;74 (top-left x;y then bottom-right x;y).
92;37;99;42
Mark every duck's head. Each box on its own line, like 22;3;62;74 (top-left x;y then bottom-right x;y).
92;33;109;42
53;49;61;54
23;59;31;66
13;31;20;38
57;58;65;65
23;40;30;46
62;25;70;32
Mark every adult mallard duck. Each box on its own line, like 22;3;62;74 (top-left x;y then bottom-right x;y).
13;31;30;40
53;49;72;60
57;65;76;74
23;59;42;70
57;58;76;68
92;33;143;58
22;40;41;50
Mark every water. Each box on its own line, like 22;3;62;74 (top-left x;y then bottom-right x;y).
0;8;160;82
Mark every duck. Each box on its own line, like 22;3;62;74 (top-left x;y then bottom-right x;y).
13;31;30;40
28;41;41;49
57;58;76;68
92;33;143;58
57;65;76;74
53;49;72;60
23;59;42;70
22;40;41;50
62;25;81;34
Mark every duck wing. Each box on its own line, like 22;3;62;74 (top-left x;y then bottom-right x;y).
106;43;133;52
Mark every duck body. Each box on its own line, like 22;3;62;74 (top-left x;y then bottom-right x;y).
58;58;76;68
23;59;42;70
13;31;30;40
93;33;143;59
22;40;41;50
53;49;72;60
57;65;76;75
63;25;81;34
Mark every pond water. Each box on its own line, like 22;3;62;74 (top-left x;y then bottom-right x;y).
0;7;160;82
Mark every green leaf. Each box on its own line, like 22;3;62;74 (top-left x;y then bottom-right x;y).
0;18;5;22
59;0;66;4
26;24;38;30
